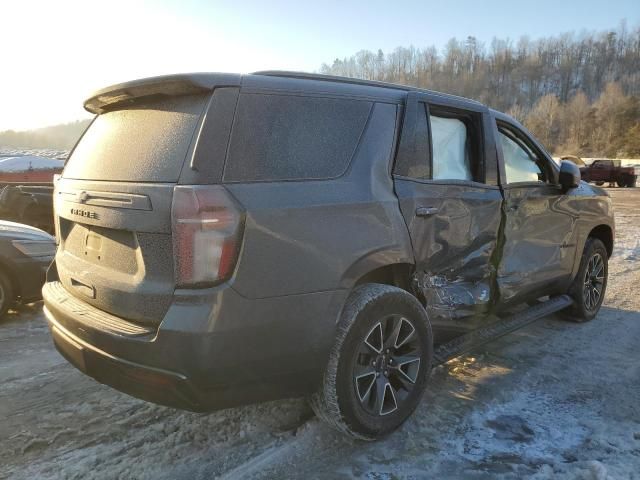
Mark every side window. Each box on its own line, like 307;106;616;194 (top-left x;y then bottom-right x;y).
430;114;472;181
498;127;544;184
394;102;483;182
223;94;372;182
393;102;429;179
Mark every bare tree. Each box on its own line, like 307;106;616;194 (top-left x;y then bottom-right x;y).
318;24;640;156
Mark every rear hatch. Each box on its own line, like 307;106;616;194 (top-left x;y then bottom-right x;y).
55;92;209;325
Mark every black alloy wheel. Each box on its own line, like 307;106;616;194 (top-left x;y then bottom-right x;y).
561;237;608;322
353;315;422;416
583;252;605;312
310;284;433;440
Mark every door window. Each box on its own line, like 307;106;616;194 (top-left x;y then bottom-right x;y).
430;115;472;181
394;102;483;182
498;128;544;184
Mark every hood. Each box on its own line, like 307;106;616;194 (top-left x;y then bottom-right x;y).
0;220;55;242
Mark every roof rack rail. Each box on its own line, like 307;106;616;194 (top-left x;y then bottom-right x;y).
253;70;414;91
252;70;483;106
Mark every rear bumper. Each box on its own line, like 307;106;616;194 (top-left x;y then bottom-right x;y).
46;307;202;410
43;280;345;411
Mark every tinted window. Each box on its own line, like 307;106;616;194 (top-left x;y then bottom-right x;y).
394;103;430;179
223;94;372;182
430;115;472;181
499;129;543;183
394;104;482;181
64;94;207;182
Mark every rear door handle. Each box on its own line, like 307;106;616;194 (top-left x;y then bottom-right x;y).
416;206;439;217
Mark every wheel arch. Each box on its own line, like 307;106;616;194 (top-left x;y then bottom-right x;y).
352;263;414;292
588;224;613;258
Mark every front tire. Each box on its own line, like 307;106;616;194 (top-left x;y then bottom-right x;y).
561;238;608;322
310;284;433;440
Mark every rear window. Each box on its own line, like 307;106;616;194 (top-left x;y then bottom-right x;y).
64;94;207;182
223;94;372;182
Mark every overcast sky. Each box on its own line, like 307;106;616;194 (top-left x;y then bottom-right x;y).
2;0;638;131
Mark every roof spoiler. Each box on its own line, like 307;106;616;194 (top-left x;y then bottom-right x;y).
83;73;241;114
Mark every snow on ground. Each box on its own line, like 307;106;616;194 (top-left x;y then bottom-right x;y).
1;189;639;480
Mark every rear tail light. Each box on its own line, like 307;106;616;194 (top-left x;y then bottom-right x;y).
171;185;244;288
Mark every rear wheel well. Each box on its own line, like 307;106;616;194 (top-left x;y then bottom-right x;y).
353;263;414;293
588;225;613;258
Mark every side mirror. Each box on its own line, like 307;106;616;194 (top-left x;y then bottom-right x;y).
559;160;581;191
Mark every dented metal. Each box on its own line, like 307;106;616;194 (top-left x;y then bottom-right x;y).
394;180;504;323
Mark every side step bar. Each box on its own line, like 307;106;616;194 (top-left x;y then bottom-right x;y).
432;295;574;366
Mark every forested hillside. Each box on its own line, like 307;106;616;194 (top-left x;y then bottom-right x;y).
0;120;91;151
320;24;640;157
3;25;638;157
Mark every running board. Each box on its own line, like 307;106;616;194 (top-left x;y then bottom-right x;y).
432;295;574;366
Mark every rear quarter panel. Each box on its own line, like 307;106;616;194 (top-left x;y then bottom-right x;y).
225;102;414;299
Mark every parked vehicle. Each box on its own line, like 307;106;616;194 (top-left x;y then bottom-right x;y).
580;159;638;187
0;220;55;318
0;155;63;183
0;184;55;234
43;72;614;439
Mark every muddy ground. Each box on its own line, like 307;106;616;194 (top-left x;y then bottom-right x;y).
1;189;639;480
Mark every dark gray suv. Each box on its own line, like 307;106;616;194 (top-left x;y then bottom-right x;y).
43;72;614;439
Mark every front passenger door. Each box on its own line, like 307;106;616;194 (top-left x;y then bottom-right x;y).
495;118;578;305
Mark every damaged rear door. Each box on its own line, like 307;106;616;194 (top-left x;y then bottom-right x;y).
393;93;503;329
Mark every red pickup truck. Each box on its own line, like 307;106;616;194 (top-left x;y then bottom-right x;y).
580;159;638;187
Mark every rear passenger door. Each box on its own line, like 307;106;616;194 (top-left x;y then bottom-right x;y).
393;94;503;324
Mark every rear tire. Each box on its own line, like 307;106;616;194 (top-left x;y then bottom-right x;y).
310;284;433;440
561;238;608;322
595;181;605;186
0;270;15;320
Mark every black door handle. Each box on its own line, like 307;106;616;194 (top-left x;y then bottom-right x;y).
416;206;439;217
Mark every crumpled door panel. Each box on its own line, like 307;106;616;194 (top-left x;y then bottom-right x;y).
498;185;578;303
394;180;503;320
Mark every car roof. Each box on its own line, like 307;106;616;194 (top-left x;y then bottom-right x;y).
84;71;486;113
252;70;485;106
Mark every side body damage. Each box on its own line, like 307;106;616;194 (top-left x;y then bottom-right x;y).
392;100;614;336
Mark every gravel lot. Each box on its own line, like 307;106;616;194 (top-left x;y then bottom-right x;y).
1;189;639;480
